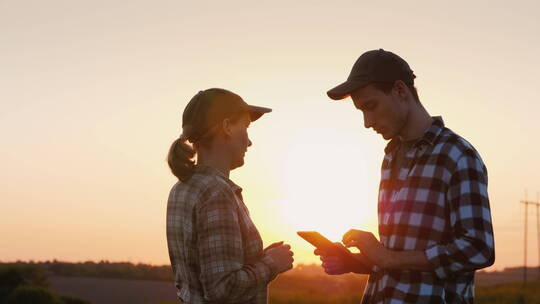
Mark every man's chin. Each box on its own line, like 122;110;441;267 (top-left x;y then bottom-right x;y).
380;130;398;141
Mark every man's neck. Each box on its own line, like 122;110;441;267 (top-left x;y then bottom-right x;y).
398;105;432;142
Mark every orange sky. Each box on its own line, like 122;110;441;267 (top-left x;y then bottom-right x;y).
1;1;540;271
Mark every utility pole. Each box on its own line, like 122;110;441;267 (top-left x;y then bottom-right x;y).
536;192;540;279
522;194;528;286
537;193;540;280
521;191;540;286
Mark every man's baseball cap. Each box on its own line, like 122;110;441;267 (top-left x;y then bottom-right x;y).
182;88;271;142
327;49;416;100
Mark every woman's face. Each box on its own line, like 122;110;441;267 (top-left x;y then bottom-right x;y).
227;112;252;170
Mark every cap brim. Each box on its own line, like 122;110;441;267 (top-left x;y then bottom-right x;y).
327;80;369;100
247;105;272;122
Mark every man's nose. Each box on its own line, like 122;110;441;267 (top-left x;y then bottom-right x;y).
247;138;252;147
363;113;374;129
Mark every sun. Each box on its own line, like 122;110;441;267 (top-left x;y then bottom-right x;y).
275;130;379;242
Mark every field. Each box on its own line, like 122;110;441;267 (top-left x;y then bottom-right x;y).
476;280;540;304
49;275;540;304
46;264;540;304
4;262;540;303
49;276;177;304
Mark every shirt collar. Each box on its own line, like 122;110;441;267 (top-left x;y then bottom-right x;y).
195;164;243;195
384;116;445;154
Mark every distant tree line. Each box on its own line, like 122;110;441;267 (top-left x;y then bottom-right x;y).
0;261;173;282
0;263;90;304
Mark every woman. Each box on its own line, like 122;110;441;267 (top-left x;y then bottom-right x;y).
166;88;294;304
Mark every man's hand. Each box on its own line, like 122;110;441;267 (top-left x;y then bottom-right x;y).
342;229;393;269
315;244;375;275
314;244;352;275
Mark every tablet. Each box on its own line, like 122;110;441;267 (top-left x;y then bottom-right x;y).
297;231;361;268
296;231;339;252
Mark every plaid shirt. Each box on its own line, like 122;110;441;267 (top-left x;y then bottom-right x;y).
166;165;279;304
361;117;495;304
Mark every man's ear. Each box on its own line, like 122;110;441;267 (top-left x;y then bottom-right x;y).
221;118;233;137
393;80;409;101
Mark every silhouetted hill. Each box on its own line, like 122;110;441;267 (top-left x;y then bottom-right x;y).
2;261;537;286
476;267;540;286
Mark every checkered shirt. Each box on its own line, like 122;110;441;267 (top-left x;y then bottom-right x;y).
361;117;495;304
166;165;279;304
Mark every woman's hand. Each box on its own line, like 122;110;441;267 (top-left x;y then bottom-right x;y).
264;241;284;254
265;243;294;273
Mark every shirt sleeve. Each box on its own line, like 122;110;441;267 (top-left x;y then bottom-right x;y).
425;150;495;279
196;189;279;302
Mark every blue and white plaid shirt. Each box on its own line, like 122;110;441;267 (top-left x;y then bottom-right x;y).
362;117;495;303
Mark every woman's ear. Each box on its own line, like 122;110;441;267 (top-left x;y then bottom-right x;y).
221;118;233;137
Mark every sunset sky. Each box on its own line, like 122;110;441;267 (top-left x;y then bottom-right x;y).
2;0;540;271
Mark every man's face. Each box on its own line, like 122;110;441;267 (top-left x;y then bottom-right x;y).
228;112;252;170
350;83;407;140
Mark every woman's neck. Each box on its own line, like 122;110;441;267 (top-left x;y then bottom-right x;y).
197;152;231;178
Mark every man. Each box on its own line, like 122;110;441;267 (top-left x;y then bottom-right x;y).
317;49;495;303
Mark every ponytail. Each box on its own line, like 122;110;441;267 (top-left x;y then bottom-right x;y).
167;126;197;182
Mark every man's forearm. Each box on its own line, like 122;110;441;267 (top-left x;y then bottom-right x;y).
383;250;434;271
350;253;374;274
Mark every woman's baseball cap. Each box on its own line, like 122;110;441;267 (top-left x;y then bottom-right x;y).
182;88;271;142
